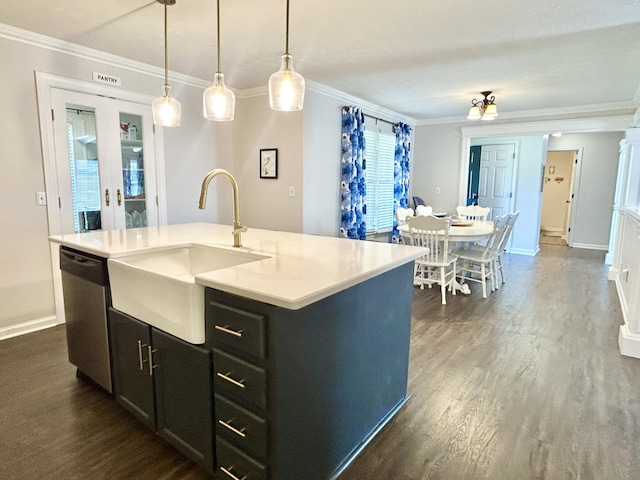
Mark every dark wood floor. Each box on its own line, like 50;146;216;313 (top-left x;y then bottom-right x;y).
2;245;639;480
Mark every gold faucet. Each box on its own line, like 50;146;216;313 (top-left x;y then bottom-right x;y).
198;169;247;247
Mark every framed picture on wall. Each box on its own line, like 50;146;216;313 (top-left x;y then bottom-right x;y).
260;148;278;179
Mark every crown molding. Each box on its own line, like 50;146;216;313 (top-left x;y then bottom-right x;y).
0;22;210;89
417;100;638;126
460;114;635;137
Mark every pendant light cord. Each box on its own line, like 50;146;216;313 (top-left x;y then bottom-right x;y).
217;0;221;73
285;0;289;55
163;1;169;87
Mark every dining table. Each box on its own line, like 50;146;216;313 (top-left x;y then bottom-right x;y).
398;218;495;294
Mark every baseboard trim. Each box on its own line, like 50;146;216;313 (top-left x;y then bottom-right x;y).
571;242;608;251
0;316;60;341
509;247;538;256
619;324;640;359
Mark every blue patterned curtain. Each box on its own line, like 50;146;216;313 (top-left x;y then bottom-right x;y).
391;122;412;243
340;106;367;240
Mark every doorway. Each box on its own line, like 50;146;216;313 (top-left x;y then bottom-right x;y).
540;150;577;246
466;143;516;219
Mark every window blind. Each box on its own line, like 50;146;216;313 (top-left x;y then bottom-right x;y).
364;130;395;233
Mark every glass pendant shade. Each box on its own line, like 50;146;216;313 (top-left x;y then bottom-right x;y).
203;73;235;121
467;105;482;120
482;103;498;120
152;85;182;127
269;54;305;111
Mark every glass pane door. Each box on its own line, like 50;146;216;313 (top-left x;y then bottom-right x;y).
66;105;102;232
120;112;147;228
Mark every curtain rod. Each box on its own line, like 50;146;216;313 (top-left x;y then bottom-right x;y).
363;113;396;127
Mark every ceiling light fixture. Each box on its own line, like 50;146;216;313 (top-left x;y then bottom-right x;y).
268;0;305;111
467;91;498;121
152;0;181;127
203;0;235;121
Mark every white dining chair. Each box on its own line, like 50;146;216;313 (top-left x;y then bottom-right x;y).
395;207;414;244
407;215;458;305
415;205;433;217
455;214;509;298
494;211;519;285
456;205;491;221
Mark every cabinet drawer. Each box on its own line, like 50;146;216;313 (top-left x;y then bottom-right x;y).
207;301;266;359
216;436;267;480
215;394;268;460
213;349;267;411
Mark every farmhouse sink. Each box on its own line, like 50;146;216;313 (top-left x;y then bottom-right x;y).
108;244;269;344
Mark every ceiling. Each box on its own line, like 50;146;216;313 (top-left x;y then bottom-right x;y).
2;0;640;123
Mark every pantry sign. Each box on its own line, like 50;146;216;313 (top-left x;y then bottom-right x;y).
92;72;122;87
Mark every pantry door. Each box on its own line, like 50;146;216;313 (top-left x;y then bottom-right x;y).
477;143;516;219
50;88;159;233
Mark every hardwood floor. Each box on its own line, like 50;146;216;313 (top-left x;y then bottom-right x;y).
2;245;639;479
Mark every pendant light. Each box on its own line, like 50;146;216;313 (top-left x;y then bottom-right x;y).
467;91;498;121
152;0;181;127
203;0;235;121
268;0;305;111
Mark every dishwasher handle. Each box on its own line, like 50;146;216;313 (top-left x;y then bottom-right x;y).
60;248;108;286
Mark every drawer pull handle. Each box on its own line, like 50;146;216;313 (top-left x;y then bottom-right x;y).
217;371;246;389
220;466;247;480
215;324;244;337
219;419;247;438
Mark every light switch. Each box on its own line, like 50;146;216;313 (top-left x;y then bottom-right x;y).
435;187;441;195
289;186;295;197
36;191;47;206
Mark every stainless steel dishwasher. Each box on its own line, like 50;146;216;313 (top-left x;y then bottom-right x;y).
60;246;112;393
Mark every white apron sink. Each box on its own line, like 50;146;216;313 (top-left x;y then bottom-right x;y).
108;244;269;344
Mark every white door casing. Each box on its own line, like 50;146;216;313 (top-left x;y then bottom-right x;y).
36;72;166;324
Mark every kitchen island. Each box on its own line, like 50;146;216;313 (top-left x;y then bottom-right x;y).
50;223;425;480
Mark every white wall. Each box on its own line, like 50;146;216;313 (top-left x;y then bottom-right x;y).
0;29;226;336
302;90;343;236
548;132;623;249
412;123;464;213
235;95;304;233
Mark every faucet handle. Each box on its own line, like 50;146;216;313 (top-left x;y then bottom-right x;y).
232;225;248;235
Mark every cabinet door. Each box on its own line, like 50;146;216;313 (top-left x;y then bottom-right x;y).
152;328;215;474
109;308;155;429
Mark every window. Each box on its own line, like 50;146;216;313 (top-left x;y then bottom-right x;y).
364;129;395;233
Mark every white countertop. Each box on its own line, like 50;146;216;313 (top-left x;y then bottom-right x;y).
50;223;426;310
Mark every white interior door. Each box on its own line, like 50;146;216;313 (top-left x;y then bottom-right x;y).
50;88;158;234
477;143;516;219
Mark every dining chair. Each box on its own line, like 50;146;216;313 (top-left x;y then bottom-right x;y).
412;196;426;208
415;204;433;217
456;205;491;221
395;207;414;244
494;211;519;285
407;215;458;305
455;214;509;298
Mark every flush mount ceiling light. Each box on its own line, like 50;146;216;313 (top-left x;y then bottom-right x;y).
203;0;235;121
268;0;305;111
467;91;498;121
152;0;182;127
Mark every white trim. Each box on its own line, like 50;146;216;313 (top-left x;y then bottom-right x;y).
618;324;640;359
0;23;209;89
508;247;538;256
571;242;609;251
418;103;637;126
0;316;59;341
461;115;634;137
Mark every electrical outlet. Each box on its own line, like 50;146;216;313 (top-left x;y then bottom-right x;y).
435;187;441;195
289;186;295;197
36;191;47;206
